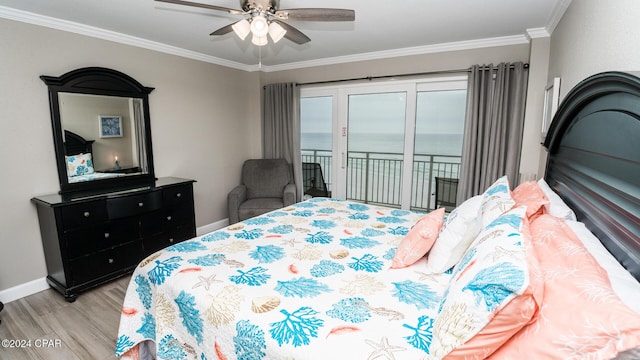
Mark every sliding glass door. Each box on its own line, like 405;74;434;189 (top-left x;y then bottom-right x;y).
411;82;467;211
346;89;409;207
300;76;467;210
300;90;336;197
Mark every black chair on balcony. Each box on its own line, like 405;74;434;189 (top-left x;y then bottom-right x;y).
435;177;459;212
302;162;329;198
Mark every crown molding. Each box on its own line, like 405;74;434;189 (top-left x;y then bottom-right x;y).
526;27;551;40
0;5;255;72
546;0;573;34
260;34;530;72
1;5;536;74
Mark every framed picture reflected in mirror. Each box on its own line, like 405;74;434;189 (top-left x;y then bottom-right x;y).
99;115;123;138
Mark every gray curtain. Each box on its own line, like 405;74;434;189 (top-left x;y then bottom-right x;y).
263;83;303;201
457;62;529;203
132;99;147;171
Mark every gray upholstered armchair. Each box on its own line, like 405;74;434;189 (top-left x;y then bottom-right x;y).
228;159;297;224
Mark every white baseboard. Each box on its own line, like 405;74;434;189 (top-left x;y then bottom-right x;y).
196;218;229;236
0;219;230;304
0;277;49;304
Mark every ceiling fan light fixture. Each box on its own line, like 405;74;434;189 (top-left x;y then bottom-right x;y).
160;0;355;47
268;22;287;43
250;15;269;37
251;34;268;46
231;19;251;40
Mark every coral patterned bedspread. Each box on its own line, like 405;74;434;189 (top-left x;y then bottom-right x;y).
115;198;453;360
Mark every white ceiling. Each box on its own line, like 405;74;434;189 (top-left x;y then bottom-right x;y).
0;0;569;72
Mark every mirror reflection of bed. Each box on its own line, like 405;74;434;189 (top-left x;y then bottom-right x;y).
63;130;141;183
59;92;146;179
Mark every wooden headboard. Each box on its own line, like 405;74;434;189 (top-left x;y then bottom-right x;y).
64;130;94;156
544;71;640;281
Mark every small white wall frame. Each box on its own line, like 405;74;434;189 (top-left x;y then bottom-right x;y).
542;77;561;135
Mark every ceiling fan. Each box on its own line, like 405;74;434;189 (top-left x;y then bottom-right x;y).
155;0;355;46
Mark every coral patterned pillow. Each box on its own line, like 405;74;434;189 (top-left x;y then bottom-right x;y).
480;176;515;227
511;180;549;220
390;208;445;269
430;206;543;359
488;215;640;359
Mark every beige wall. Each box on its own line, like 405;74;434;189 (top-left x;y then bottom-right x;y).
549;0;640;99
522;37;551;181
0;18;261;292
261;45;531;85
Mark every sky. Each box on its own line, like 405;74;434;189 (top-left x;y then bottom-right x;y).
300;89;467;135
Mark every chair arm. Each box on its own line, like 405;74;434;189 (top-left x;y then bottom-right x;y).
283;183;297;206
228;185;247;224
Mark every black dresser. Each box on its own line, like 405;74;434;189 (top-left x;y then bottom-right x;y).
31;177;196;302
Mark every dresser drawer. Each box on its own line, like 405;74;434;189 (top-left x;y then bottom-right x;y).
143;224;195;254
163;184;194;208
65;218;140;259
69;241;143;286
107;191;162;219
61;201;108;228
140;206;194;237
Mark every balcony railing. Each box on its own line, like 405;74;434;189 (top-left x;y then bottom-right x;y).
302;149;461;211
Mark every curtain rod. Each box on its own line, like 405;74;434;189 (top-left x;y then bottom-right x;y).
293;63;529;87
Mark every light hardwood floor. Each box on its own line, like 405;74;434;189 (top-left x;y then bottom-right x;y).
0;275;130;360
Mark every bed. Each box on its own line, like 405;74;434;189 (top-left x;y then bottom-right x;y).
115;71;640;360
63;130;124;183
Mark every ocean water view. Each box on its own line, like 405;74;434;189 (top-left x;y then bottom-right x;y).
301;131;463;210
301;132;463;156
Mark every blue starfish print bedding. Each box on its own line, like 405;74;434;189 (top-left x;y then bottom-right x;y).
116;198;451;359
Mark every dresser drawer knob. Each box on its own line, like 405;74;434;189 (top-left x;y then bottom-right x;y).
83;211;91;218
138;202;144;207
167;216;172;221
176;193;182;198
169;238;174;243
108;258;114;264
104;233;110;238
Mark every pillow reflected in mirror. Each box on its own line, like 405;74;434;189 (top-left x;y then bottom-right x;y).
65;153;95;177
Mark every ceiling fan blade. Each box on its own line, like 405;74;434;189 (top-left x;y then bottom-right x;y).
274;8;355;21
155;0;244;15
209;23;235;36
271;20;310;44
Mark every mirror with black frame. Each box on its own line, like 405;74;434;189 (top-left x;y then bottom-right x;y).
41;67;156;195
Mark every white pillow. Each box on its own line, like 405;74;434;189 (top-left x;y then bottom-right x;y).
479;175;515;227
537;178;577;221
566;219;640;314
65;153;95;177
425;195;482;273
